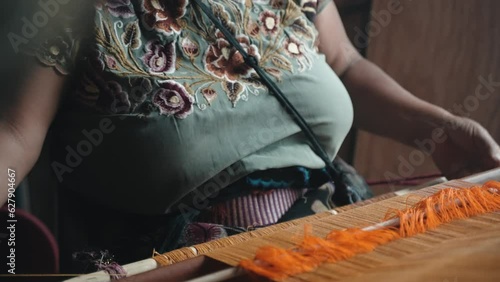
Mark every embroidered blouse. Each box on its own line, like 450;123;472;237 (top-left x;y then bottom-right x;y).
24;0;353;214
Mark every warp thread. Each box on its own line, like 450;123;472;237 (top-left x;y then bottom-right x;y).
73;250;127;280
239;181;500;280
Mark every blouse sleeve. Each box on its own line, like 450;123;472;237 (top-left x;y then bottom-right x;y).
317;0;333;14
296;0;333;22
13;0;91;75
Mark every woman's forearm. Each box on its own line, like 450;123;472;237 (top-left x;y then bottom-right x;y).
340;58;454;147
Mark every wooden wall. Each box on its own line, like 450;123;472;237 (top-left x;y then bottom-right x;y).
353;0;500;192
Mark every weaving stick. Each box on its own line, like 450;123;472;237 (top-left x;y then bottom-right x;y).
185;185;500;282
183;217;403;282
65;169;500;282
65;258;158;282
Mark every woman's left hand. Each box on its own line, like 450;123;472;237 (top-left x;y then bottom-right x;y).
432;116;500;179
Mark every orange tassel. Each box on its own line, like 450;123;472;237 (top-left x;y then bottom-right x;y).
239;181;500;281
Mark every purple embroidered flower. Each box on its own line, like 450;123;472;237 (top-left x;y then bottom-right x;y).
181;37;199;58
142;40;176;73
97;0;135;18
153;80;194;118
97;81;131;114
105;55;119;70
88;48;106;72
183;223;228;246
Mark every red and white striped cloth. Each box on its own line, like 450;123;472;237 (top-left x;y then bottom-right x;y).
207;188;307;227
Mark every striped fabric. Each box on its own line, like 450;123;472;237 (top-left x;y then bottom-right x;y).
208;188;307;227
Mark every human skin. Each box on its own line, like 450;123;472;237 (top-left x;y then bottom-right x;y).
315;2;500;179
1;1;499;206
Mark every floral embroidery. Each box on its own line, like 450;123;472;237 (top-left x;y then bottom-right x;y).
183;223;228;246
259;10;280;35
68;0;322;116
142;40;176;73
97;81;132;114
88;48;106;72
181;37;200;59
142;0;188;35
122;21;142;49
129;78;153;110
96;0;135;18
153;81;194;118
35;36;73;75
105;55;120;70
284;37;303;58
283;36;312;71
204;31;260;81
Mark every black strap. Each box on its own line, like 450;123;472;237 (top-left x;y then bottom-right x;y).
192;0;356;205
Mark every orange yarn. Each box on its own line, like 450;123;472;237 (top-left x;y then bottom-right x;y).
239;181;500;281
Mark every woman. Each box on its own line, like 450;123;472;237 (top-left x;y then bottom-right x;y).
1;0;499;273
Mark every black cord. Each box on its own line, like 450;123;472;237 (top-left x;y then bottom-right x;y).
192;0;356;205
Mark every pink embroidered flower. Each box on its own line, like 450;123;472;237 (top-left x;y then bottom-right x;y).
105;55;119;70
183;223;228;246
142;0;188;35
142;40;176;73
153;80;194;118
259;10;280;35
283;36;305;58
204;31;260;81
181;37;200;58
96;0;135;18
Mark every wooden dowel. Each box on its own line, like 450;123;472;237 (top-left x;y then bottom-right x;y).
66;170;498;282
186;216;403;282
185;185;500;282
64;258;158;282
184;267;246;282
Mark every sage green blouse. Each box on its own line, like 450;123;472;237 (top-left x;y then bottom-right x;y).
28;0;353;214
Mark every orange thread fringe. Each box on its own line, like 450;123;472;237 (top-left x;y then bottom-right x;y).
239;181;500;281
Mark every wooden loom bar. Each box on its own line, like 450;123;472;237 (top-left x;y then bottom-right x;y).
184;178;500;282
65;168;500;282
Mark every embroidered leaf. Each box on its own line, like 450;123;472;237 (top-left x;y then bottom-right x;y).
282;0;304;25
211;2;236;35
122;21;142;49
201;87;218;105
242;73;265;89
246;21;260;37
264;67;283;82
290;18;314;39
175;56;182;70
105;55;120;70
270;0;284;8
271;55;293;72
183;82;194;96
100;17;113;42
222;81;244;107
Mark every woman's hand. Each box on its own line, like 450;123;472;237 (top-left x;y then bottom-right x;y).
433;116;500;179
315;1;500;180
